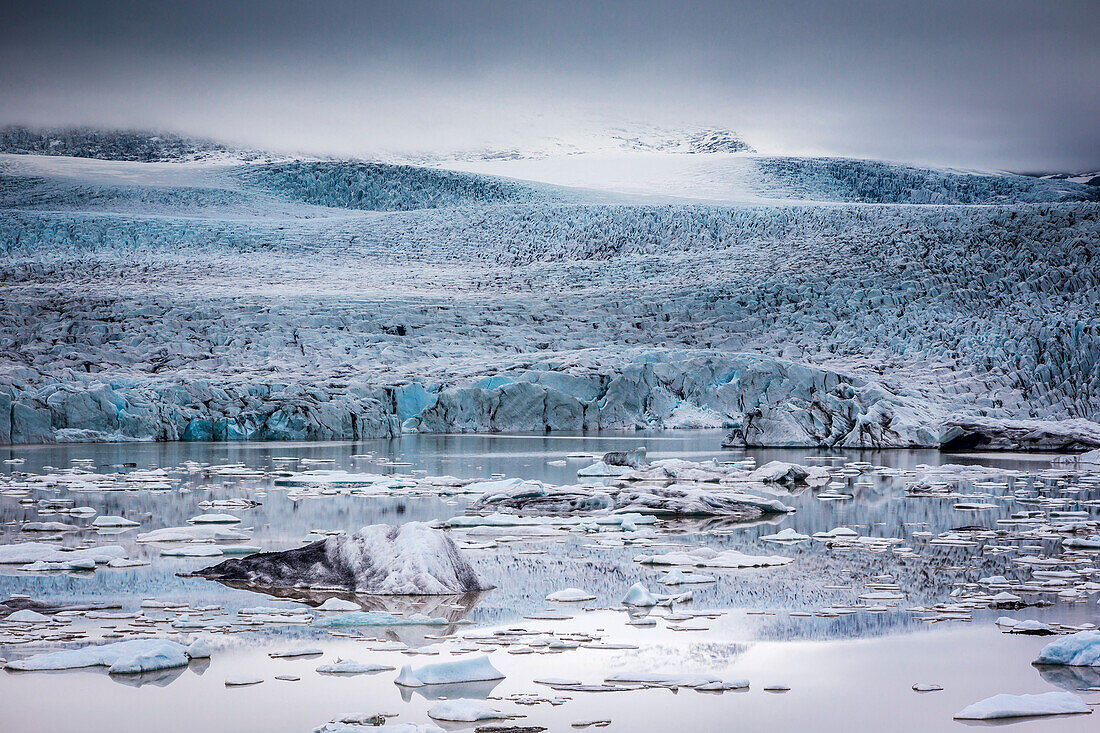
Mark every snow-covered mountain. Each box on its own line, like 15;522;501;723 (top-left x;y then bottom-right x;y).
1;130;1098;447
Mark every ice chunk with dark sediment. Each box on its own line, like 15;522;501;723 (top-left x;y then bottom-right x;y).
193;522;492;594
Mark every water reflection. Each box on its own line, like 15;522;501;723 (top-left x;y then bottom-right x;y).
1;432;1097;648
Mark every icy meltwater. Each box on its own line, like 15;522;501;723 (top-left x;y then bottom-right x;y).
1;433;1098;732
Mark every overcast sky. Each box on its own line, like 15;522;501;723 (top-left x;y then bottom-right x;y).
1;1;1097;170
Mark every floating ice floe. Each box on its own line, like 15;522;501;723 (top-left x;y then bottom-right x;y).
91;516;140;528
187;513;241;524
1034;631;1100;666
546;588;596;602
20;521;79;532
316;658;395;674
5;638;205;674
315;612;449;627
0;542;127;565
604;672;731;688
427;699;509;722
813;527;860;540
749;461;831;486
194;522;492;594
161;546;224;557
269;648;323;658
658;569;716;585
136;526;250;543
316;723;443;733
444;512;652;533
468;481;792;518
394;655;504;687
5;609;51;623
634;547;793;569
953;691;1091;720
316;597;361;611
1062;536;1100;549
225;673;264;686
621;582;691;607
760;528;810;543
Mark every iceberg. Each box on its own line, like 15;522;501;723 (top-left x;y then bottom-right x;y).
194;522;493;594
1035;631;1100;667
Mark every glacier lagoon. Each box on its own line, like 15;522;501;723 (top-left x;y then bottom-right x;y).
1;432;1098;732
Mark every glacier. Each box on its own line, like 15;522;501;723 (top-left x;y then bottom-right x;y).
2;132;1100;448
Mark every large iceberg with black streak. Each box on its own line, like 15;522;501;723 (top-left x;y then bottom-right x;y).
194;522;492;594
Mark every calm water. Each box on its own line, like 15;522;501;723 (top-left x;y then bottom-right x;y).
1;432;1097;732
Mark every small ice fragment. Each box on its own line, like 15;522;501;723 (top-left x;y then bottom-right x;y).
225;673;264;686
188;513;241;524
912;683;943;692
316;598;360;612
92;516;140;528
546;588;596;602
269;648;323;658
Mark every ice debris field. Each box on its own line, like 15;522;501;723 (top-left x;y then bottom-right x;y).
2;436;1100;732
1;129;1099;449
